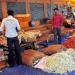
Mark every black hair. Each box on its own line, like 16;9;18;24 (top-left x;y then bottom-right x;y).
62;11;64;13
7;9;14;16
53;8;59;11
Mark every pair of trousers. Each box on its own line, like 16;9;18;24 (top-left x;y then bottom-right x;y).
53;28;61;44
7;37;22;66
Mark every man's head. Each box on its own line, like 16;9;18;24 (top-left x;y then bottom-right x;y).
53;8;59;15
7;9;14;16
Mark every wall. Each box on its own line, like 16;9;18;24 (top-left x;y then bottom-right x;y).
0;0;66;19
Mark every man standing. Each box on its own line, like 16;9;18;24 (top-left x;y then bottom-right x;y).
52;8;64;44
0;10;22;67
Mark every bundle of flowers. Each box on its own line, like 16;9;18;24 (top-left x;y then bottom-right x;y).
0;49;7;61
66;48;75;60
19;30;41;42
0;35;7;46
64;37;75;48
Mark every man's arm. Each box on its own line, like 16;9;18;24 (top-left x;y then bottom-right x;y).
16;20;21;32
0;20;5;32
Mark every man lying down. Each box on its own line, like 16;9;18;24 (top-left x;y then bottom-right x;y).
33;48;75;74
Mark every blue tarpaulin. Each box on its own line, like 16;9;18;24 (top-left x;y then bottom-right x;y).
1;65;75;75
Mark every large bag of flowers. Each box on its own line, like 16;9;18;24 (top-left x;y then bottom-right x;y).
64;37;75;49
41;44;65;55
0;61;7;69
21;49;45;66
34;51;75;74
0;48;8;69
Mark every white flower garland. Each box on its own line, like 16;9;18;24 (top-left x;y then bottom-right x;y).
44;51;75;74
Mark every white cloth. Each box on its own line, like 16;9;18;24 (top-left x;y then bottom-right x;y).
34;56;48;70
0;16;20;38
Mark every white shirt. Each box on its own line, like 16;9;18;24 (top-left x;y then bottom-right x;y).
0;16;20;38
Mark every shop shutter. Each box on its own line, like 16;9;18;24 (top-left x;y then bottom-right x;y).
0;2;2;20
47;4;56;19
30;3;44;20
7;2;26;14
48;4;67;19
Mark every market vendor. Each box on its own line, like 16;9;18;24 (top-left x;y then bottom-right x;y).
0;9;22;67
52;8;64;44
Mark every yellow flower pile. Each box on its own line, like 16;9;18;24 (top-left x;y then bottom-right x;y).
19;30;41;42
